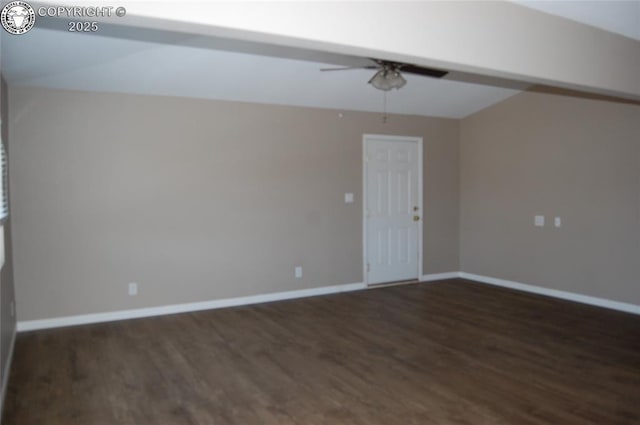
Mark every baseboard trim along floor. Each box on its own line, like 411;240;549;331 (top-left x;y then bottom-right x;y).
460;272;640;315
420;272;460;282
16;281;367;332
16;271;639;332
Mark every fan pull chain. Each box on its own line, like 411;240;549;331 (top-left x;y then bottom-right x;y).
382;91;388;124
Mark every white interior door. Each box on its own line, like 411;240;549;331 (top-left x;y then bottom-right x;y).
364;135;421;285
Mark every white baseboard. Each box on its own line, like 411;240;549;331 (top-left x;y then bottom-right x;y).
16;272;640;332
460;272;640;315
17;282;366;332
420;272;461;282
0;325;16;418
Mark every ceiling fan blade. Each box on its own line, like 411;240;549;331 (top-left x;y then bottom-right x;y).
400;64;448;78
320;66;379;72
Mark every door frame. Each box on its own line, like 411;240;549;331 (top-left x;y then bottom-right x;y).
362;134;423;286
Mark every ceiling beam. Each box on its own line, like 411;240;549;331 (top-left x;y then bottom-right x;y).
33;1;640;101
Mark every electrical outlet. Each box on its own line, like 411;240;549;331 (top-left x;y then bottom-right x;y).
128;282;138;296
534;215;545;227
554;217;562;228
295;266;303;278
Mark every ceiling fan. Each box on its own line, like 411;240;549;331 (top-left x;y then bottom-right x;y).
321;59;448;91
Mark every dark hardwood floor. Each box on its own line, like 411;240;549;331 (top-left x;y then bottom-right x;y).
3;279;640;424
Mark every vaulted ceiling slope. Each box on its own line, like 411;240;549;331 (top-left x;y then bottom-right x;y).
2;27;523;119
515;0;640;41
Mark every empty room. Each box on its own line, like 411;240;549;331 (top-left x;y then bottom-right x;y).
1;1;639;424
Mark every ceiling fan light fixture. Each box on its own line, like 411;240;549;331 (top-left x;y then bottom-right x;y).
369;67;407;91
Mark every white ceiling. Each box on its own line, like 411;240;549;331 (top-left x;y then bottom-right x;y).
515;0;640;41
2;1;638;119
2;28;525;119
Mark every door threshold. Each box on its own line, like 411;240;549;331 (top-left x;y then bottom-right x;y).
367;279;420;289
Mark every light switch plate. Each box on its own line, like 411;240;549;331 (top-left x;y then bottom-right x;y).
295;266;303;278
554;217;561;227
344;193;354;203
534;215;545;227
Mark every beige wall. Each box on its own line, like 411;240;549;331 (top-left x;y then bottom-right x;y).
8;85;640;323
9;87;459;321
1;75;17;412
461;90;640;304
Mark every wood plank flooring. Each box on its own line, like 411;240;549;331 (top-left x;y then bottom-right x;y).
3;279;640;424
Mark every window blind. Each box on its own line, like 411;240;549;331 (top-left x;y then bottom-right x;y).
0;142;7;219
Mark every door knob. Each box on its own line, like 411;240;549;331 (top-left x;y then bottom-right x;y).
413;216;420;221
